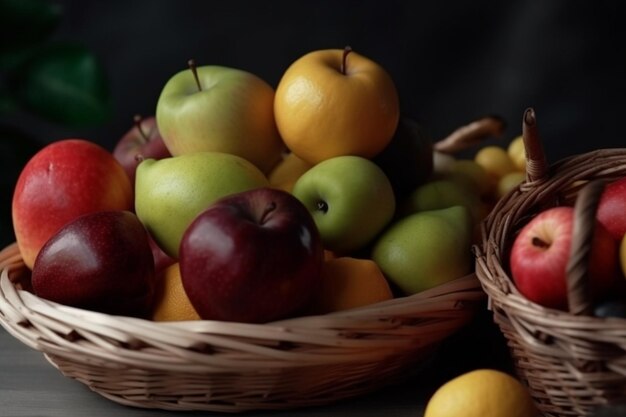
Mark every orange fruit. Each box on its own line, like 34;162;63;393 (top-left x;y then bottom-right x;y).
151;263;201;321
274;47;400;165
424;369;538;417
309;257;393;314
268;152;314;192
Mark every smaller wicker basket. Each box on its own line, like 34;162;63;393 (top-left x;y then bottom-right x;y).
0;242;484;412
474;108;626;417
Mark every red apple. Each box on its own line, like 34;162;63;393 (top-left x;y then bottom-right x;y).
12;139;134;269
509;206;617;310
179;187;324;323
31;211;156;317
596;176;626;241
113;115;171;185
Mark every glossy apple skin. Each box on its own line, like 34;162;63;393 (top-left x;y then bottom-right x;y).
596;177;626;240
113;116;171;185
31;211;156;317
509;206;617;310
179;187;324;323
372;117;433;204
156;65;285;174
12;139;134;269
292;155;396;254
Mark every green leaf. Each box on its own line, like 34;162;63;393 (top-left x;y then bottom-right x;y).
11;42;112;127
0;0;63;51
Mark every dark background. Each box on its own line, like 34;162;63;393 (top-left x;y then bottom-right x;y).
5;0;626;155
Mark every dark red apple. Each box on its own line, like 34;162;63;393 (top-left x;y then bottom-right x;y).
597;176;626;240
179;187;324;323
31;210;156;317
371;117;433;204
113;115;171;184
509;206;617;310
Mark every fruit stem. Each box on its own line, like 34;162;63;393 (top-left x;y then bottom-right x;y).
341;45;352;75
188;59;202;91
531;236;550;249
133;114;148;143
135;154;145;163
260;201;277;224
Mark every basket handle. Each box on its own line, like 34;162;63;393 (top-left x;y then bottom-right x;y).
566;179;606;316
521;108;549;182
434;115;506;154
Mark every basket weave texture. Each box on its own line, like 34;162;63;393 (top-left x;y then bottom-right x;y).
0;241;484;412
474;108;626;417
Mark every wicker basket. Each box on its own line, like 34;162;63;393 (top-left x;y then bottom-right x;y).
0;240;484;412
474;108;626;417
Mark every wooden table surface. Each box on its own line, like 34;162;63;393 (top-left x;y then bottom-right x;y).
0;309;512;417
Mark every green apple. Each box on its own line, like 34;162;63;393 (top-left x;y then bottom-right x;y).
292;155;395;254
135;152;269;258
155;62;285;173
402;179;487;225
372;205;473;295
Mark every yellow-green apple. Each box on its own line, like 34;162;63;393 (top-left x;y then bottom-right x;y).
134;151;269;259
113;115;170;185
31;211;155;317
371;117;434;204
596;176;626;240
179;187;324;323
509;206;617;310
291;155;395;254
372;205;473;295
402;179;487;226
12;139;134;269
274;46;400;164
155;60;284;173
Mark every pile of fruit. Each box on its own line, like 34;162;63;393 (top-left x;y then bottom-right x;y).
11;46;507;323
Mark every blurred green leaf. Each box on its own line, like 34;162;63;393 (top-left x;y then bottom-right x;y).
0;0;62;52
10;42;112;127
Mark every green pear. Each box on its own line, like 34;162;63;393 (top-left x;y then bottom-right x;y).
135;152;269;258
402;179;487;225
372;205;473;295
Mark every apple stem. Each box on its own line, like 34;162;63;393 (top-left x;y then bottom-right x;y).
341;45;352;75
188;59;202;91
133;114;149;143
260;201;277;224
532;236;550;249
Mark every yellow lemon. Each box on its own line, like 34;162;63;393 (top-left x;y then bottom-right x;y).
151;263;201;321
309;257;393;314
474;146;516;180
507;135;527;171
274;47;400;165
424;369;538;417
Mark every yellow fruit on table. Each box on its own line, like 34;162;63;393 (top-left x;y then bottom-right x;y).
507;135;527;171
274;47;400;165
309;257;393;314
424;369;538;417
151;263;201;321
268;152;314;193
474;145;516;179
497;171;526;198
